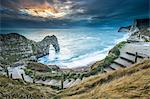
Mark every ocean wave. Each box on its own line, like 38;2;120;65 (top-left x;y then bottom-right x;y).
37;28;129;68
59;35;129;68
38;44;116;68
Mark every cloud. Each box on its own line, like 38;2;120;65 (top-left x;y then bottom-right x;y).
0;0;149;28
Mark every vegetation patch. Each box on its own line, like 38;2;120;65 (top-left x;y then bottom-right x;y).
26;61;51;72
24;61;84;81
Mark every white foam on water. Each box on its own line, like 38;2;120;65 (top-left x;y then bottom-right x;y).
2;27;129;69
38;32;129;68
38;42;118;68
59;48;110;68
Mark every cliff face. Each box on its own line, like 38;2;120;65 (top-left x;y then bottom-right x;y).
118;18;150;42
118;18;150;34
0;33;60;66
129;18;150;38
130;18;150;31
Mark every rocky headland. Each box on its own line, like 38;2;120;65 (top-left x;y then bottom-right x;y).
119;18;150;42
0;33;60;67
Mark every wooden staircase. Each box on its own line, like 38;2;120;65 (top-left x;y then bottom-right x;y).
104;52;147;73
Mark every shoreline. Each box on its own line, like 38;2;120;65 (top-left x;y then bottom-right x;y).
40;32;130;71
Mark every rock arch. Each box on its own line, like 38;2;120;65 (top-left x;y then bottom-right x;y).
49;35;60;53
37;35;60;57
0;33;60;64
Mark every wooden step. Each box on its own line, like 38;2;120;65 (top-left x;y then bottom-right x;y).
113;62;126;68
104;67;114;72
126;52;144;59
110;63;123;70
114;58;132;67
65;79;75;88
120;53;144;63
109;65;116;70
120;56;135;64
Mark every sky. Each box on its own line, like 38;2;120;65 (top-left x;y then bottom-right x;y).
0;0;149;28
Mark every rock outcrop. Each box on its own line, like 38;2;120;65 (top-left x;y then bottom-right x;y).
118;26;131;32
0;33;60;66
37;35;60;57
118;18;150;33
129;18;150;42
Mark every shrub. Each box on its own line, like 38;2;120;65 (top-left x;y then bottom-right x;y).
24;68;33;77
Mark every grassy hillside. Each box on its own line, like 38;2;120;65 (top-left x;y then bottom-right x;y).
0;59;149;99
0;76;57;99
58;59;150;99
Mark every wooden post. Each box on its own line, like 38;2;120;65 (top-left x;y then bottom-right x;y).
101;66;104;73
10;73;13;79
135;52;138;63
6;68;9;78
61;74;64;89
21;74;25;81
33;70;36;83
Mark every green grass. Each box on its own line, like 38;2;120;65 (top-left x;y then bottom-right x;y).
24;68;34;77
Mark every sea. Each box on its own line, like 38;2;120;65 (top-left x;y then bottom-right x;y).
0;27;129;68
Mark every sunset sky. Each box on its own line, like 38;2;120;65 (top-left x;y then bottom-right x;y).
0;0;149;28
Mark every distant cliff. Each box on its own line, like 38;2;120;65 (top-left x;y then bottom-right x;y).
0;33;60;66
130;18;150;32
130;18;150;37
118;18;150;35
118;18;150;43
